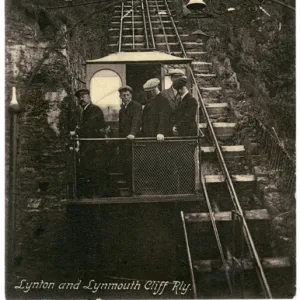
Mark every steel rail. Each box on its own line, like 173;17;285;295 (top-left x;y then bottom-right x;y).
145;0;156;49
140;0;150;48
118;0;125;52
154;0;170;53
75;136;199;141
163;0;272;297
132;0;135;49
181;211;198;299
202;174;233;295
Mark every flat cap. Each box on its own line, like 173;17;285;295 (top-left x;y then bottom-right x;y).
172;76;188;90
168;68;185;76
143;78;160;91
118;85;133;93
75;89;90;98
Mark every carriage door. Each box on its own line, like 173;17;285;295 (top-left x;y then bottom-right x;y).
87;64;125;135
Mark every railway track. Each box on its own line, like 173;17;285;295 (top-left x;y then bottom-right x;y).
107;0;292;298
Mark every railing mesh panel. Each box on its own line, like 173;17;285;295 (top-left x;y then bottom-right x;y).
132;140;198;195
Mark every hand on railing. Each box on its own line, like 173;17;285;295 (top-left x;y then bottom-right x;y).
157;134;164;141
127;134;135;140
172;126;178;136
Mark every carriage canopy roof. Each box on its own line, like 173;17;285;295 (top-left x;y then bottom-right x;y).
86;51;192;64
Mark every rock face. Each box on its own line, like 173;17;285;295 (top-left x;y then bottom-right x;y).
5;3;111;291
191;1;295;150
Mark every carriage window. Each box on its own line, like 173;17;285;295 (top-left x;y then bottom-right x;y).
90;69;122;122
164;75;172;89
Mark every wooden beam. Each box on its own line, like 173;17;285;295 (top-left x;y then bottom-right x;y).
194;257;291;272
185;209;270;223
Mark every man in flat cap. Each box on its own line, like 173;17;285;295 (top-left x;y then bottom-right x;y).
142;78;172;140
172;77;198;136
118;85;142;188
161;68;186;112
75;88;108;198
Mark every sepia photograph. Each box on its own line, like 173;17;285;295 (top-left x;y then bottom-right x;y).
5;0;295;298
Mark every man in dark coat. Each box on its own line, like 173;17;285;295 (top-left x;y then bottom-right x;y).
172;77;198;136
142;78;172;140
161;68;186;112
118;85;142;189
75;88;108;198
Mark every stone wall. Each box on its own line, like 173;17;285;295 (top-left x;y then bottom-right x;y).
5;2;111;293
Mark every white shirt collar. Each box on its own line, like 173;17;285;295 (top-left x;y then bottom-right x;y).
83;102;91;111
181;91;189;100
172;87;178;96
123;100;132;109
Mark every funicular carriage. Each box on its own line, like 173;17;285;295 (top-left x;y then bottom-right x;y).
66;51;202;283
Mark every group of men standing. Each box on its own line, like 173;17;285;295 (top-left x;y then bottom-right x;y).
75;69;199;198
118;68;198;141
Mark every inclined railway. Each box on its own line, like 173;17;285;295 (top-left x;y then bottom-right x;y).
67;0;293;298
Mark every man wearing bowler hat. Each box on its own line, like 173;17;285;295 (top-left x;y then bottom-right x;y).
75;88;108;198
172;77;198;136
161;68;186;112
142;78;172;140
118;85;142;189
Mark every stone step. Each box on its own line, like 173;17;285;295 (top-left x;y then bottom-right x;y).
204;174;255;184
201;145;245;158
114;9;176;15
205;103;229;116
152;34;189;43
204;174;256;197
108;43;146;51
115;35;145;43
195;73;216;79
115;4;167;9
109;26;182;35
112;14;173;21
199;122;236;140
202;97;220;103
193;257;291;273
185;208;270;223
183;42;204;50
171;51;207;59
191;61;212;72
111;34;191;43
111;20;178;28
200;86;222;92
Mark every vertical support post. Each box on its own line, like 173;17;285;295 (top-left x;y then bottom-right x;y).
8;87;21;266
231;210;237;293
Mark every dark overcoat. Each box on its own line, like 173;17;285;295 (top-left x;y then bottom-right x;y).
175;93;198;136
142;93;172;137
78;103;105;138
119;100;143;137
77;103;107;197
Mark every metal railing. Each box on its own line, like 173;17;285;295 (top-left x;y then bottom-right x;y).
163;0;272;297
118;0;125;52
69;136;200;199
253;118;295;200
140;0;150;48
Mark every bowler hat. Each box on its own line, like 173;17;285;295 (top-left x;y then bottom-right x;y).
168;68;185;76
75;89;90;98
172;76;188;90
